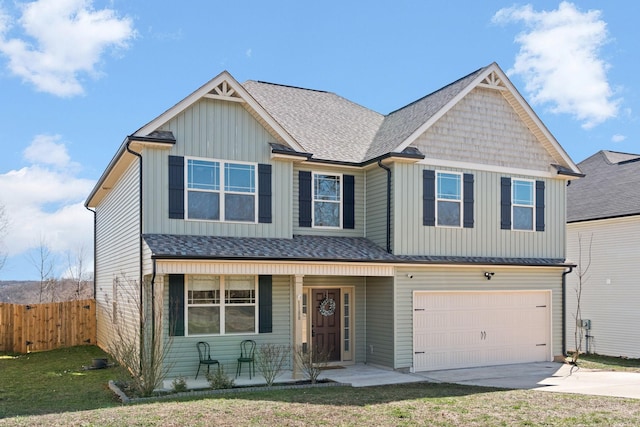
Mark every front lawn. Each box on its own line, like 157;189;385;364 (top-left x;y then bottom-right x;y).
2;347;640;426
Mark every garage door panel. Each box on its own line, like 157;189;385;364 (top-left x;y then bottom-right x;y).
413;291;551;372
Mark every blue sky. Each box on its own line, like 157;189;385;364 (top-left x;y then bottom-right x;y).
0;0;637;280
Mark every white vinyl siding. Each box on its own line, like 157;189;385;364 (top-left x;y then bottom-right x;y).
94;160;141;353
566;216;640;358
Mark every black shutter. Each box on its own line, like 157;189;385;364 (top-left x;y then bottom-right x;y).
423;170;435;226
168;274;185;337
535;180;545;232
258;164;272;223
258;275;272;333
168;156;184;219
500;177;512;230
343;174;355;229
299;171;312;227
463;173;474;228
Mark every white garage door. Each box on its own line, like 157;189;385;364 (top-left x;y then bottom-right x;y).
413;291;551;372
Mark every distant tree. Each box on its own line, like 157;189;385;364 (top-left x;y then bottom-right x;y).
66;244;90;299
27;235;57;303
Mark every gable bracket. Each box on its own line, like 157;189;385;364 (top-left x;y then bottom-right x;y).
477;71;507;91
203;80;245;103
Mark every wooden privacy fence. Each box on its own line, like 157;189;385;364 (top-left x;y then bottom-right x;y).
0;299;96;353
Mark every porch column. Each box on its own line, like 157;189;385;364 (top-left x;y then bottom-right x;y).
292;274;304;379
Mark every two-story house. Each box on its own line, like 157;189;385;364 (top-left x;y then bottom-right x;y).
85;62;582;380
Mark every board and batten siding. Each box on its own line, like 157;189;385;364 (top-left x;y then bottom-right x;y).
293;165;365;237
393;267;563;370
414;87;557;172
364;277;395;368
566;216;640;358
392;163;566;259
94;160;141;352
365;166;393;250
163;275;292;378
143;97;292;238
302;276;366;363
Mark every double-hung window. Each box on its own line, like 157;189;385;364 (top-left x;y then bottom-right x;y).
512;179;534;231
186;158;256;222
313;173;341;227
436;172;462;227
186;275;257;335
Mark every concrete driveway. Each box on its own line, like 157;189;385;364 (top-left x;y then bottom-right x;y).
417;362;640;399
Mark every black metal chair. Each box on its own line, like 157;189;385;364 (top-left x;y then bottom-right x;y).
196;341;219;379
236;339;256;379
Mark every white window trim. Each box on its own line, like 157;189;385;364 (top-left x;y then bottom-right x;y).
184;156;258;223
511;178;535;232
435;170;463;228
312;171;343;229
185;275;259;336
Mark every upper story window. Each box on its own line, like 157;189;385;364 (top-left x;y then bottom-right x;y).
436;172;462;227
512;179;534;231
186;275;257;335
186;158;256;222
313;173;342;228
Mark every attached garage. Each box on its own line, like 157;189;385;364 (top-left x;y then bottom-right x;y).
413;290;551;372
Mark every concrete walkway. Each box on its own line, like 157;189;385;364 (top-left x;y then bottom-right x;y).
165;362;640;399
418;362;640;399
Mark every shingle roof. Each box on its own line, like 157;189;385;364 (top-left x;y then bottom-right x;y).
243;67;487;164
567;150;640;222
142;234;570;267
242;81;384;163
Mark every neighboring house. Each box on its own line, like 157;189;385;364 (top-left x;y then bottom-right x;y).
566;150;640;358
85;62;582;379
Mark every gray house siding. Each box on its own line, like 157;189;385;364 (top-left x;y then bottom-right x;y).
392;163;566;259
364;277;395;367
163;274;292;378
143;98;292;238
365;166;393;251
293;164;365;237
94;160;141;352
393;267;563;370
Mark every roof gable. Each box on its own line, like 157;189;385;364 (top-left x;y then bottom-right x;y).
133;71;306;153
568;150;640;222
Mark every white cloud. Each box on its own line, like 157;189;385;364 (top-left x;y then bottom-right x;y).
0;136;95;276
246;48;252;58
0;0;136;97
493;2;620;129
611;134;626;143
23;134;72;168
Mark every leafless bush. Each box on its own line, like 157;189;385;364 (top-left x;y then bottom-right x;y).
294;345;331;384
256;343;289;386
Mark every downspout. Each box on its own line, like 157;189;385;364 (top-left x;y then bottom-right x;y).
125;142;146;359
377;160;392;253
85;206;96;299
562;266;574;357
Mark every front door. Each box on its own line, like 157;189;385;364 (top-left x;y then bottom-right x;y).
312;289;341;361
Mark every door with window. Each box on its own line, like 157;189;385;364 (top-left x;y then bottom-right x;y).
312;289;341;361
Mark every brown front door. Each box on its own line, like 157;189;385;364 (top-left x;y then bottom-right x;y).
312;289;341;361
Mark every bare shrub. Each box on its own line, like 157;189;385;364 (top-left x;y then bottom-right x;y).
206;365;235;389
256;343;289;386
294;345;331;384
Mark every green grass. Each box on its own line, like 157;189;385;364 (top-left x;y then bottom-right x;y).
2;347;640;426
0;346;131;418
574;353;640;372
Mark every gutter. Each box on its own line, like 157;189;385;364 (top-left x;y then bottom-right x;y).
125;142;145;360
377;160;392;253
85;206;97;299
562;266;574;357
